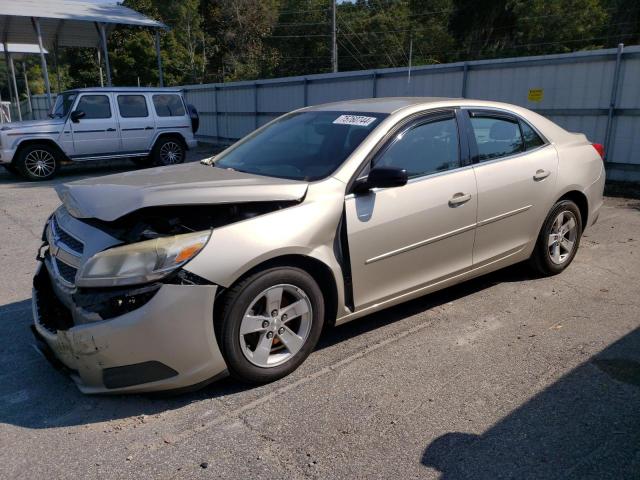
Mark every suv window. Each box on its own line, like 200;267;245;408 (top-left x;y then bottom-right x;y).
117;95;149;118
375;117;460;178
152;94;186;117
470;116;524;161
76;95;111;119
520;120;545;150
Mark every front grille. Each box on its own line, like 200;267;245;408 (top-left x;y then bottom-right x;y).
55;258;78;284
51;215;84;254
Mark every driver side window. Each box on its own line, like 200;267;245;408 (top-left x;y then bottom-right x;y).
375;117;460;178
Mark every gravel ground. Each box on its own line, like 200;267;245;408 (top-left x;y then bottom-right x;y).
0;152;639;479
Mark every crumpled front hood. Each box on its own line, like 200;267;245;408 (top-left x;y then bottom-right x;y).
56;162;309;221
1;118;65;132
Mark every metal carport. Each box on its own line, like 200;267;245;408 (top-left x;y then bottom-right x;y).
0;0;167;107
1;43;48;122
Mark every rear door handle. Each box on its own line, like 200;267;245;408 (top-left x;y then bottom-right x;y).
145;126;154;130
106;128;117;132
533;169;551;181
449;192;472;207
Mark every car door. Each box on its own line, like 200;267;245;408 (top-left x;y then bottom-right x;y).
70;93;120;157
116;94;156;154
345;110;478;310
464;109;558;265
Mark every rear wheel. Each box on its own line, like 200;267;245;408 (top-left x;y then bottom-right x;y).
217;267;325;384
16;143;60;181
152;137;185;166
529;200;582;276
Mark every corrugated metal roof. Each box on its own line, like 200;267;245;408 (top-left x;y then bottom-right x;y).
0;0;166;48
0;43;48;55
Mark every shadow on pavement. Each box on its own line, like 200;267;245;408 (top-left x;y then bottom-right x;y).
0;264;534;430
421;326;640;479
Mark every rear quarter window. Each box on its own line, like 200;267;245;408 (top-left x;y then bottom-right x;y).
152;94;186;117
520;121;546;150
117;95;149;118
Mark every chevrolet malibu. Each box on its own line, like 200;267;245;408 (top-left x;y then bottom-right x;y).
32;98;605;393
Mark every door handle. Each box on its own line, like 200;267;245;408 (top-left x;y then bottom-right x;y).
106;128;116;132
449;192;472;207
533;169;551;181
145;126;154;130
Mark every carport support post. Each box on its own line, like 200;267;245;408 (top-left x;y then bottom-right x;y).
155;30;164;87
2;44;16;108
32;17;52;107
7;52;21;121
604;43;624;163
98;23;112;87
23;62;33;118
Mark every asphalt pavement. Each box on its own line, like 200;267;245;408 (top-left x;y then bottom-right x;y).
0;152;639;479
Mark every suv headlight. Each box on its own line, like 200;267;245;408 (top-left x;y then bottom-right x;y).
77;230;211;288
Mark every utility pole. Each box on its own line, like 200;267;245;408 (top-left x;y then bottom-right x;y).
407;34;413;86
331;0;338;73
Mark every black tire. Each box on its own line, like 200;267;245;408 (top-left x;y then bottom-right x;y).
217;267;325;384
16;143;60;181
151;136;185;166
529;200;583;276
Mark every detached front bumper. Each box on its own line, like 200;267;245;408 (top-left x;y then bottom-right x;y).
31;262;228;394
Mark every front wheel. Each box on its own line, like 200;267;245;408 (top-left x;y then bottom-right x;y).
16;143;60;181
217;267;325;384
529;200;582;276
152;137;185;166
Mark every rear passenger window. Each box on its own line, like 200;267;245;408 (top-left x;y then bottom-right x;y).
470;116;524;161
520;121;545;150
375;117;459;178
117;95;148;118
76;95;111;119
152;94;186;117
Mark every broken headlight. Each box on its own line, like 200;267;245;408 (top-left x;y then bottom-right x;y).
76;230;211;288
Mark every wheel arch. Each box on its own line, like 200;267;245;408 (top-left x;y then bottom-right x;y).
151;131;188;151
13;138;68;165
214;254;340;330
556;189;589;230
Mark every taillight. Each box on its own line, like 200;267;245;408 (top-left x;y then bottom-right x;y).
592;143;605;160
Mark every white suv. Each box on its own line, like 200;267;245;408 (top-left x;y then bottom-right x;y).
0;87;199;180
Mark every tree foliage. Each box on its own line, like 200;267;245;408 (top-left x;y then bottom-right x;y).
3;0;638;99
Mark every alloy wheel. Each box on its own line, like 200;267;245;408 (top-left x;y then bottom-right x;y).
239;284;313;368
548;210;578;264
159;141;183;164
24;149;56;178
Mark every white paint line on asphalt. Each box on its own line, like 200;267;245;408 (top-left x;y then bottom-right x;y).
143;311;441;453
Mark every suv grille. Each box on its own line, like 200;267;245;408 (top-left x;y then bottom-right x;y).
54;259;78;284
51;215;84;254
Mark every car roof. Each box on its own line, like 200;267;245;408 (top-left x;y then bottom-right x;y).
64;87;183;93
305;96;527;115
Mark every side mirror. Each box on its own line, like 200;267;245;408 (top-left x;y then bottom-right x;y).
70;110;85;123
353;166;408;193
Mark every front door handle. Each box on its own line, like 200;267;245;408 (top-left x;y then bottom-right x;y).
449;192;472;207
106;128;116;132
533;169;551;181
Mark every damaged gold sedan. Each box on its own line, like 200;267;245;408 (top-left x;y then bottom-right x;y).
32;98;605;393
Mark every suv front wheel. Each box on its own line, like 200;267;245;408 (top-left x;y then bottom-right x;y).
152;136;185;166
16;143;60;181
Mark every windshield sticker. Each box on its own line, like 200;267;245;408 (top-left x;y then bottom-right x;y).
333;115;377;127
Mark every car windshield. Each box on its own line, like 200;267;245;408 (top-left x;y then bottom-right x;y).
214;111;387;181
49;92;78;118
